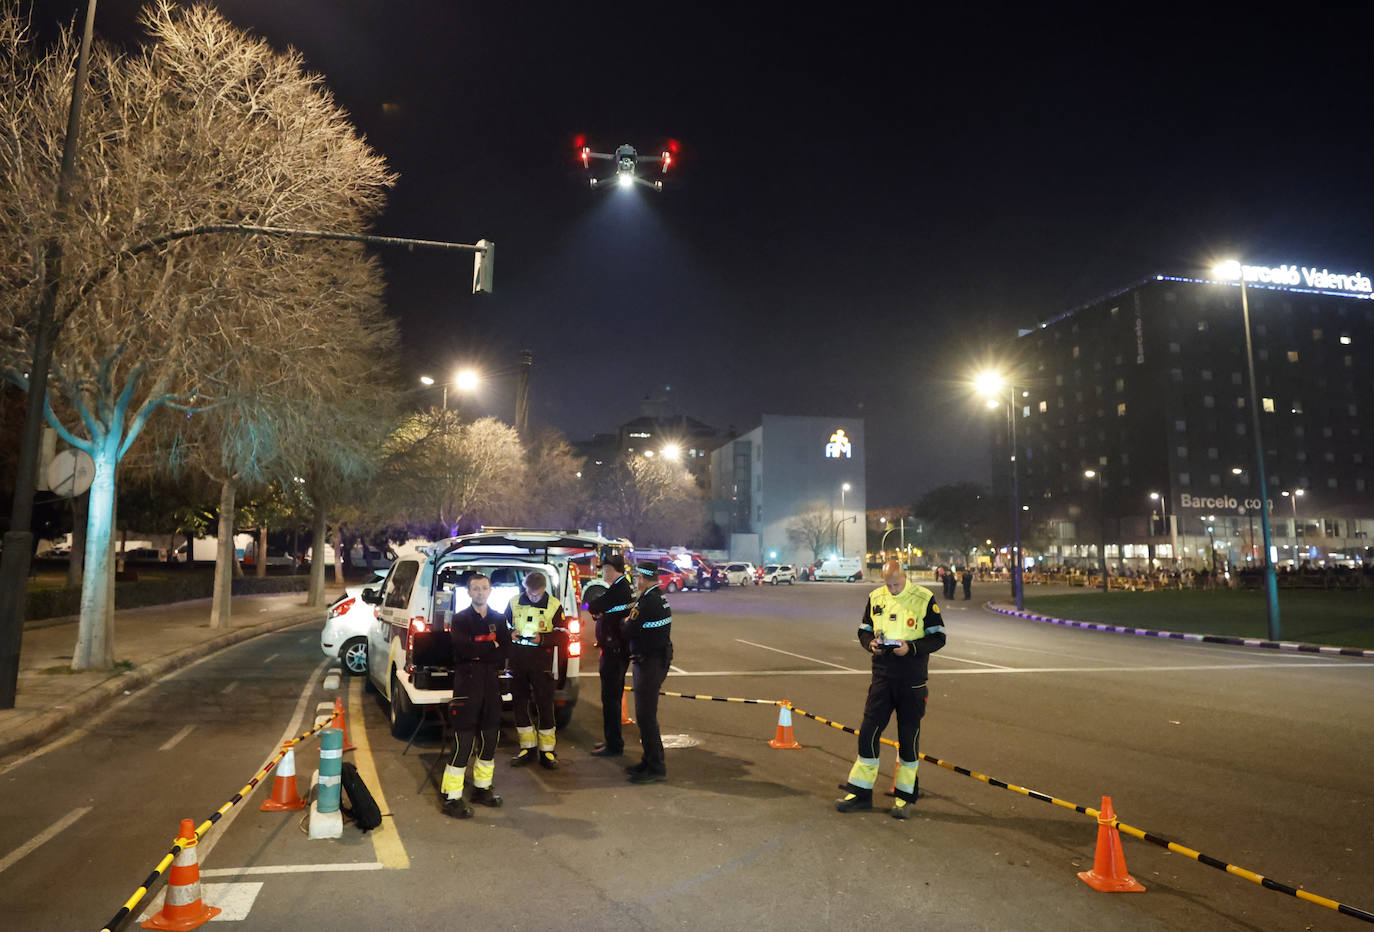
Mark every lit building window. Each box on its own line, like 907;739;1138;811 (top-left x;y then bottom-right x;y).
1072;346;1080;358
1312;328;1323;341
1038;400;1047;413
1262;397;1275;413
1116;403;1127;417
1340;335;1352;345
1197;321;1208;331
1114;378;1124;392
1287;350;1299;362
1236;397;1245;409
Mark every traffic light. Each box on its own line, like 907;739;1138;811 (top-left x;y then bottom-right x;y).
472;239;495;294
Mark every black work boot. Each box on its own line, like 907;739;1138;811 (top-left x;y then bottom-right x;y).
470;787;503;808
539;751;559;771
625;760;649;776
442;796;474;819
834;788;874;813
890;799;914;820
510;748;536;767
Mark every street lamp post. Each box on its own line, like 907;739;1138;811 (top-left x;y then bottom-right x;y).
1148;491;1177;570
1282;489;1305;566
839;482;851;559
976;371;1024;610
1084;469;1108;592
1214;261;1282;640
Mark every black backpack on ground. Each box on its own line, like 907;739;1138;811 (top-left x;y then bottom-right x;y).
339;761;383;832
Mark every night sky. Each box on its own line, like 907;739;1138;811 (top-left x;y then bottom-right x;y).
26;1;1374;506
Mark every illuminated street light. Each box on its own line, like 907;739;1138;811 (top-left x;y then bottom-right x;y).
1282;489;1306;564
419;375;435;386
1083;468;1107;592
455;368;480;393
661;444;681;460
1213;258;1281;639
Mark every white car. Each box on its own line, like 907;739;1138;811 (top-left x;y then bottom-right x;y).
320;569;388;675
363;529;631;737
761;564;796;585
722;562;757;586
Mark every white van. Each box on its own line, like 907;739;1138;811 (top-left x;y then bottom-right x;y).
362;529;631;737
815;557;864;581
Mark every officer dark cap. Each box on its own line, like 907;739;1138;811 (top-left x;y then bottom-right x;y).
636;560;659;577
601;553;626;572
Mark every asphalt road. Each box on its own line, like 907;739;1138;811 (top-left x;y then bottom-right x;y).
1;583;1371;931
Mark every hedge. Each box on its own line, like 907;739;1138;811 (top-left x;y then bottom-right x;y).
26;574;309;621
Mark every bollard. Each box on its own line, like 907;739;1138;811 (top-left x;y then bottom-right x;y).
318;728;342;813
308;728;344;839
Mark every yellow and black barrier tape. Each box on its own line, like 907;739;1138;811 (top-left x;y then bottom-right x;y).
99;717;333;932
785;703;1373;924
626;685;783;705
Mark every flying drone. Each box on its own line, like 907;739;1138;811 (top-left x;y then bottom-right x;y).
578;138;677;191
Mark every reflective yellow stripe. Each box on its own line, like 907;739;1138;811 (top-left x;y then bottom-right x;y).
516;726;535;749
472;758;495;789
537;728;556;752
441;764;465;798
848;757;879;789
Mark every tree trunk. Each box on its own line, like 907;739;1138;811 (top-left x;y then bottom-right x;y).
307;504;328;607
332;524;345;586
66;490;87;588
210;479;237;628
72;440;118;670
256;524;267;578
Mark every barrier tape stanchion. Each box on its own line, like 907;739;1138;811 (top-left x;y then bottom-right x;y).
99;718;334;932
784;703;1374;925
622;685;783;705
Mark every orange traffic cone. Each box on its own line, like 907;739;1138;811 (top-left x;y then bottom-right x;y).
260;745;306;811
1077;797;1146;893
620;690;635;725
141;819;221;930
768;703;803;749
331;697;357;752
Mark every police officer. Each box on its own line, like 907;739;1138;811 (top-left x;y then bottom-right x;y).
625;560;673;783
442;573;511;819
586;554;633;757
836;560;945;819
506;571;564;770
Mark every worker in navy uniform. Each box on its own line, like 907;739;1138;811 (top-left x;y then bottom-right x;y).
586;553;634;757
624;560;674;783
836;560;946;819
506;571;564;770
442;573;511;819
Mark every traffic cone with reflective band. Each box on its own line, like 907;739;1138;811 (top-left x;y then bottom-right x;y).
330;697;356;752
620;690;634;725
1077;796;1146;893
768;703;803;749
141;819;221;930
260;745;306;811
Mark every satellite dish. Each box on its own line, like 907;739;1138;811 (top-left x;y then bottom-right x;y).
47;449;95;498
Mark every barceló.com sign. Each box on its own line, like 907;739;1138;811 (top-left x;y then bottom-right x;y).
1180;493;1272;512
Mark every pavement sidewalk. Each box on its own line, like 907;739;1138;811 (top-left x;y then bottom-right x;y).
0;589;339;760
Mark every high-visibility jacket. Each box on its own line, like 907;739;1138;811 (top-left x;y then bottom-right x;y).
510;593;563;642
868;583;934;641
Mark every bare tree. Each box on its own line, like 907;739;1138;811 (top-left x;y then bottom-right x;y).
592;455;705;546
516;428;589;530
0;4;394;666
786;507;832;563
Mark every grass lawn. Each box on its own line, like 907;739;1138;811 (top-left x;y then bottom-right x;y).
1021;589;1374;649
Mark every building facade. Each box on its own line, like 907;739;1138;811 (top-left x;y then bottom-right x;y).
709;415;866;566
998;268;1374;571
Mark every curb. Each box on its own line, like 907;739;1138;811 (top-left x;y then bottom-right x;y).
0;608;320;760
984;602;1374;659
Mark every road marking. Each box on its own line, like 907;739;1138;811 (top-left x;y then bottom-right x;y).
138;881;262;922
0;807;91;875
938;654;1011;670
669;665;687;674
580;660;1374;678
221;681;239;694
202;862;384;877
734;639;861;672
323;673;340;690
348;678;410;869
158;725;195;751
263;653;279;664
196;656;330;866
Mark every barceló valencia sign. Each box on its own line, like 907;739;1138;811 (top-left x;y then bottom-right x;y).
1214;260;1372;295
825;429;852;459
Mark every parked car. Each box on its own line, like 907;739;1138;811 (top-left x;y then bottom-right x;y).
656;561;688;593
761;564;797;585
364;529;631;737
320;569;389;675
722;562;757;586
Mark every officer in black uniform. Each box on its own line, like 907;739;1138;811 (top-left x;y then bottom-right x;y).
625;559;673;783
505;570;565;770
836;561;946;819
441;573;511;819
586;553;633;757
